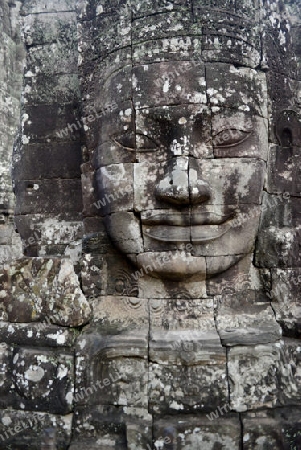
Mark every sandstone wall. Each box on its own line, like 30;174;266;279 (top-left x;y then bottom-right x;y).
0;1;300;449
0;0;23;264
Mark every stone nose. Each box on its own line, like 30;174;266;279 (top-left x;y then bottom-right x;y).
155;157;211;206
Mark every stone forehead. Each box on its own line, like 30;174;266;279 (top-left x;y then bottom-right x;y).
97;61;267;114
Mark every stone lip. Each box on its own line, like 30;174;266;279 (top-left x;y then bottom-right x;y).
144;222;231;243
141;211;233;226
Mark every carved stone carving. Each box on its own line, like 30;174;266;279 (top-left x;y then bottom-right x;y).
1;0;300;448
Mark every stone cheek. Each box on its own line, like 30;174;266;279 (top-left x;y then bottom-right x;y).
1;0;301;449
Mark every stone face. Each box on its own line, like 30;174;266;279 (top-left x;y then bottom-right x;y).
1;0;301;448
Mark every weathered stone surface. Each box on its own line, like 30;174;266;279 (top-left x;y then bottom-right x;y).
14;179;83;215
12;347;74;413
228;343;281;412
2;0;301;448
14;213;83;258
270;268;301;337
216;294;282;346
75;331;148;407
206;64;268;117
0;410;72;450
22;11;77;47
14;143;82;180
242;407;301;450
1;258;91;326
149;330;228;414
154;414;241;450
0;322;77;348
71;405;152;450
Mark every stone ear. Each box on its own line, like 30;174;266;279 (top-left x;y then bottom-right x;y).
276;109;301;147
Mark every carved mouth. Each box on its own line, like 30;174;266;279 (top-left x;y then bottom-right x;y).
142;210;234;243
141;211;233;226
143;223;230;243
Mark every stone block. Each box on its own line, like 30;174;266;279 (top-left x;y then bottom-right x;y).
0;410;72;450
216;294;282;346
267;144;301;195
95;164;134;215
75;331;149;408
13;142;82;180
255;226;301;269
21;0;76;15
277;338;301;406
132;36;203;65
242;407;301;450
270;268;301;337
228;343;281;412
12;347;74;413
202;18;261;67
154;414;241;450
206;63;267;117
132;0;191;18
70;405;152;450
0;343;11;396
150;298;214;331
22;11;77;46
94;101;134;150
132;61;206;109
0;322;77;348
138;274;207;299
262;23;296;78
206;253;262;296
14;213;82;257
25;41;77;77
133;11;198;44
94;65;132;112
212;111;268;161
91;296;148;332
149;329;228;414
82;251;139;298
1;257;91;326
23;73;80;106
14;179;83;215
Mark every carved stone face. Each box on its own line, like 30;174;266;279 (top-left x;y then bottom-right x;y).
96;61;268;280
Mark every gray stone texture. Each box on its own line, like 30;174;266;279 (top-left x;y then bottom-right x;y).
0;0;299;449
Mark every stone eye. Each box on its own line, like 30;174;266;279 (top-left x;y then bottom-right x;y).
212;129;251;148
136;133;159;151
111;132;159;151
111;131;136;151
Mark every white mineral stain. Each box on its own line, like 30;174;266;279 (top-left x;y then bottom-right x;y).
163;80;169;93
65;391;73;405
25;365;45;382
57;366;68;380
169;401;184;410
2;416;12;426
47;332;66;344
96;5;103;15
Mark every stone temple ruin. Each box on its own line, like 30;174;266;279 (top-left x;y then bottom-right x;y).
0;0;301;448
